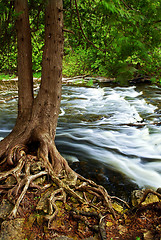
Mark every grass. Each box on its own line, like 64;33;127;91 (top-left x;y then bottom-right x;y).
33;72;41;79
0;72;42;81
0;73;16;80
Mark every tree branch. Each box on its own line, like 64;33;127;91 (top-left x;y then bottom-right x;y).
74;0;105;52
63;28;75;34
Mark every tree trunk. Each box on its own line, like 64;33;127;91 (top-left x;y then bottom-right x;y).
15;0;34;119
0;0;34;161
0;0;72;176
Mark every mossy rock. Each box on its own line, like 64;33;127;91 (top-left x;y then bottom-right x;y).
0;218;26;240
112;202;123;213
131;189;160;206
0;199;13;220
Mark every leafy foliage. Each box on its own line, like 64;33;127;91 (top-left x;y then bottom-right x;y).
0;0;161;83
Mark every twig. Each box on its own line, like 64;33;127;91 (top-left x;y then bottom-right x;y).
74;0;105;52
111;196;130;208
63;28;75;34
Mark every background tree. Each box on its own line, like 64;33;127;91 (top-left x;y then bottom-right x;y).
63;0;161;81
0;0;161;82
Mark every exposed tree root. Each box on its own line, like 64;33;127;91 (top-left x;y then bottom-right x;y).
45;188;66;228
71;209;107;240
138;189;161;207
0;144;119;238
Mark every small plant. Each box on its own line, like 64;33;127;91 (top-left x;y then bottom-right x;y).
34;196;41;200
86;79;94;87
33;72;41;79
136;237;141;240
150;77;157;83
0;73;16;80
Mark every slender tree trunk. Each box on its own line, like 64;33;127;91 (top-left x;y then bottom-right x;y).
0;0;34;160
33;0;63;138
29;0;68;174
15;0;34;119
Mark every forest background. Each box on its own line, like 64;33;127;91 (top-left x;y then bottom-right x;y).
0;0;161;84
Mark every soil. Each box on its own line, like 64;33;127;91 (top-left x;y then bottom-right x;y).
1;189;161;240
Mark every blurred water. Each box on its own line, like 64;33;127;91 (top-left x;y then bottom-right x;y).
1;83;161;199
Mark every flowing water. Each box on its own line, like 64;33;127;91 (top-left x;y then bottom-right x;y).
1;82;161;200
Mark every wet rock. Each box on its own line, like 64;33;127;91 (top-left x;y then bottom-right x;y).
142;193;159;205
0;199;13;220
131;190;144;206
156;188;161;194
0;218;25;240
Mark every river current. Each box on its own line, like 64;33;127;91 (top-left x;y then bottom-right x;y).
1;82;161;200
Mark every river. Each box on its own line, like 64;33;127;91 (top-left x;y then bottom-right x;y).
1;81;161;200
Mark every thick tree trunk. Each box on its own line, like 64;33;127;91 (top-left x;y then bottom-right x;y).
0;0;69;175
0;0;34;160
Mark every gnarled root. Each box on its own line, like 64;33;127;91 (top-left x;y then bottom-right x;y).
71;209;107;240
0;143;117;238
138;189;161;207
45;188;66;228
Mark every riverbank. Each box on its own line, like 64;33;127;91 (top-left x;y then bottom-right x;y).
0;74;152;86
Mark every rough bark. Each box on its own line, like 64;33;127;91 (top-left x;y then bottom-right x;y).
15;0;34;119
0;0;66;172
0;0;34;161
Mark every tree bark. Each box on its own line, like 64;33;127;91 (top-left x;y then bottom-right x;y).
0;0;66;173
15;0;34;119
33;0;63;139
0;0;34;160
